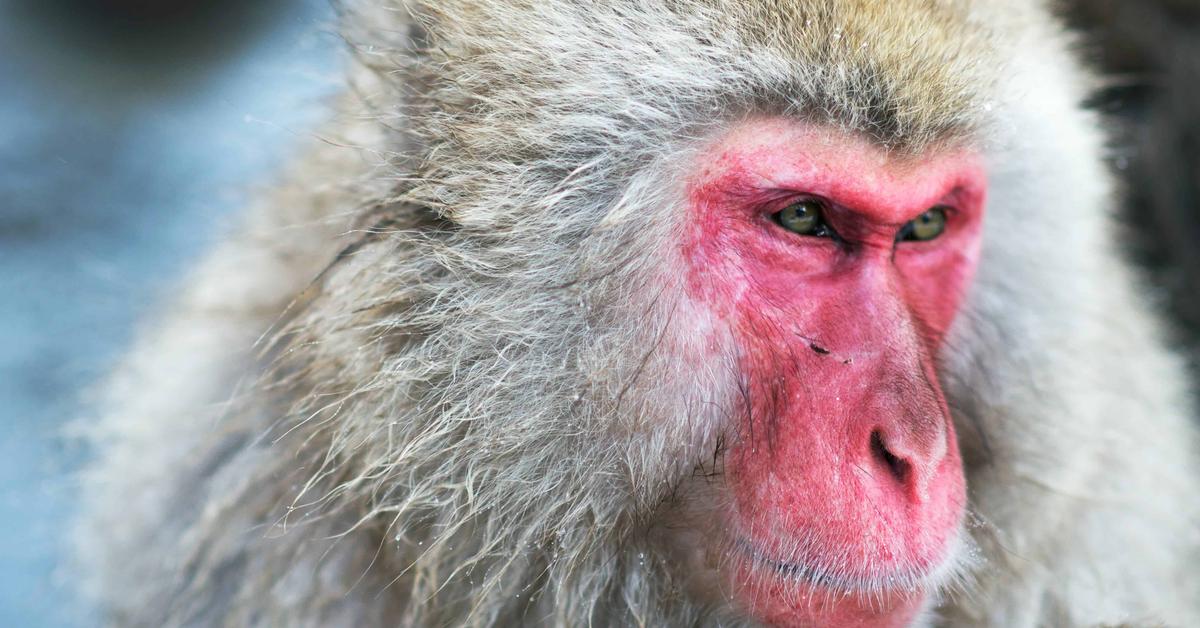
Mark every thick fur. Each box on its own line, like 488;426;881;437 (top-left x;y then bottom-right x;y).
75;1;1200;626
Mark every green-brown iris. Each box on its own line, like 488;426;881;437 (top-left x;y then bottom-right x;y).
899;207;948;242
775;199;832;238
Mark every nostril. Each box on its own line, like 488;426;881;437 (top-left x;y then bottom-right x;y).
870;430;911;486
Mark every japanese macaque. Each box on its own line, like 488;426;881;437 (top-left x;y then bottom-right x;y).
75;1;1200;627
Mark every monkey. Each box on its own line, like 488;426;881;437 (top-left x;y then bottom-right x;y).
73;1;1200;627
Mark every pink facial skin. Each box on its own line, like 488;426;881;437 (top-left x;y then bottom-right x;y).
683;120;985;627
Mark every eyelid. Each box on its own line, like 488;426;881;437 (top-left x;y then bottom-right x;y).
903;204;956;223
930;204;958;219
761;193;829;214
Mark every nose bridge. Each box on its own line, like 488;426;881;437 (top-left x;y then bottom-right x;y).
844;252;920;352
844;257;951;500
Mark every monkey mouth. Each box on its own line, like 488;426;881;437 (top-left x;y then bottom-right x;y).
733;538;942;594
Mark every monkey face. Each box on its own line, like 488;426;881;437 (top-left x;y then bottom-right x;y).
676;120;986;626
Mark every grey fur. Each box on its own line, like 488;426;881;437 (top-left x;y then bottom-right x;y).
75;1;1200;626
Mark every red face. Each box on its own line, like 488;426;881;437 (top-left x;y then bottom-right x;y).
682;120;985;627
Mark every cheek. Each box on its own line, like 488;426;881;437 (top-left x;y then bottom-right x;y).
896;222;985;339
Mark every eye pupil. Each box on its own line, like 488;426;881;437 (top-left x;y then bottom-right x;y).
775;200;827;236
901;207;948;242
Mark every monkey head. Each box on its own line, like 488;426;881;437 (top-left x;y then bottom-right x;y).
320;3;1037;627
78;2;1200;627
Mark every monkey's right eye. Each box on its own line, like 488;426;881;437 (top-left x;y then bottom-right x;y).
773;199;833;238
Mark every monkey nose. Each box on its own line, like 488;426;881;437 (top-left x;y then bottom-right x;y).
867;423;948;502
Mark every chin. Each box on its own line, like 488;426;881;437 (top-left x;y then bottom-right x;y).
668;498;970;628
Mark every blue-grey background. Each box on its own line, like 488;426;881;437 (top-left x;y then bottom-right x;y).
0;1;341;625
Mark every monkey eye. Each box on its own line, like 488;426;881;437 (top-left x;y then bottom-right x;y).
773;199;834;238
898;207;949;242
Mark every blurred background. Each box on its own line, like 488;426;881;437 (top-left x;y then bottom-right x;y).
0;0;340;625
0;1;1196;626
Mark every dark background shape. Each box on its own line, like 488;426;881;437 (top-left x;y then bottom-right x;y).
1067;0;1200;364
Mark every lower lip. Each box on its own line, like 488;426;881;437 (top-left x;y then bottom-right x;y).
731;546;929;628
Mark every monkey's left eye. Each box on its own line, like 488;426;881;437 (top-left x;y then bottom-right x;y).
898;207;949;242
